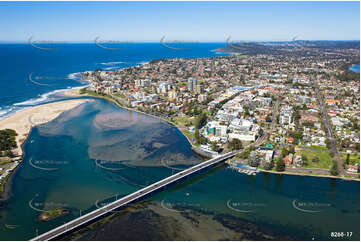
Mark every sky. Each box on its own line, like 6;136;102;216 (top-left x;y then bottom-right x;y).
0;1;359;42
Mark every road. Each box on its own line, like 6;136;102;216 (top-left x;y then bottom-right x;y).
312;79;346;175
285;167;330;175
31;151;235;241
253;98;280;147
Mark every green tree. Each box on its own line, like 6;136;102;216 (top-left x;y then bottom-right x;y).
244;107;250;117
312;157;319;163
281;147;289;157
5;149;14;158
237;149;250;159
275;158;286;172
301;154;308;165
325;139;331;149
330;162;339;176
346;153;350;165
228;138;243;151
263;161;273;170
194;128;200;143
211;142;218;152
248;151;259;167
0;129;18;152
194;112;207;129
265;115;272;123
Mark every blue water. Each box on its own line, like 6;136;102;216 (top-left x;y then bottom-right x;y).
349;64;360;73
0;43;228;118
0;43;359;241
0;98;202;240
1;99;359;240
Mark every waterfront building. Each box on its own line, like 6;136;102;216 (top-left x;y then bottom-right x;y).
229;130;257;141
205;121;228;137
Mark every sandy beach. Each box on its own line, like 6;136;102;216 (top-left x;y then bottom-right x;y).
60;87;83;97
0;99;91;158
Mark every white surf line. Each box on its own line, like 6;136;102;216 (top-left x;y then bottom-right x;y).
226;199;255;213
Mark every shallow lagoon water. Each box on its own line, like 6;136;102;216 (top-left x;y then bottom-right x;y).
0;98;201;240
0;98;359;240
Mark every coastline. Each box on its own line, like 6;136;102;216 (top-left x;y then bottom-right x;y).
0;99;92;197
61;89;360;181
259;168;359;181
348;63;360;73
63;89;195;145
61;89;213;160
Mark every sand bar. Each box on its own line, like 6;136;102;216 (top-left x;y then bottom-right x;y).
0;99;91;158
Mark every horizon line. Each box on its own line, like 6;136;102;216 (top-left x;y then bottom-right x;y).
0;39;360;44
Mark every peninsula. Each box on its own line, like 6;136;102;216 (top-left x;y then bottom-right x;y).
72;41;360;180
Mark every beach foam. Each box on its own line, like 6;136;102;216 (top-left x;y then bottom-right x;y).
100;61;126;65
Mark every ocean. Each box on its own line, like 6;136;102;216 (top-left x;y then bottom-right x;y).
349;64;360;73
0;43;228;119
0;43;359;240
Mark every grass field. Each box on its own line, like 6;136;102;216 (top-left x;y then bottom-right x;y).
300;149;333;169
0;157;11;165
182;130;195;140
341;153;360;165
113;93;126;98
173;116;193;126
